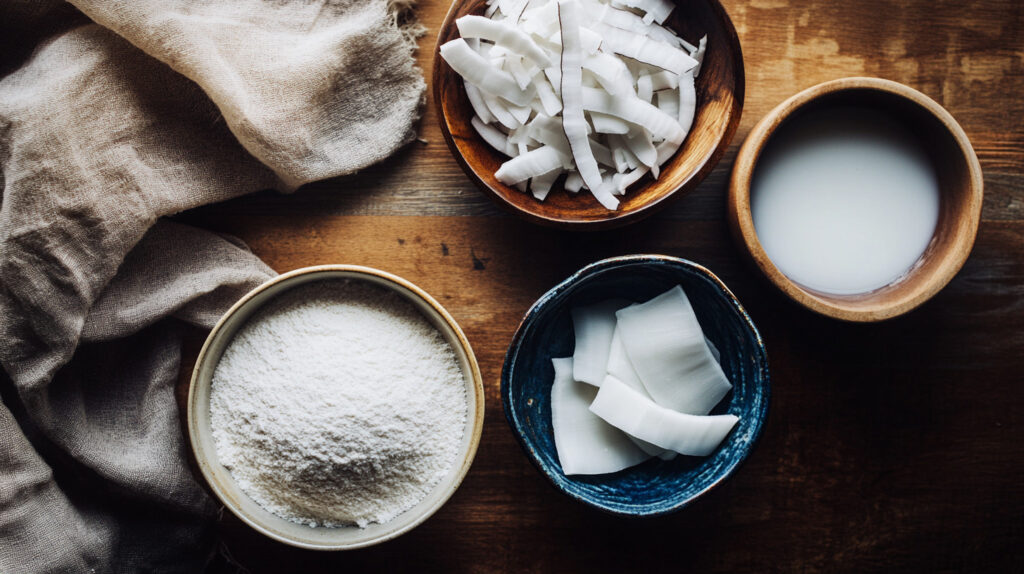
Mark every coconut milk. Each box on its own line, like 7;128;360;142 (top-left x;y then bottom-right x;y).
750;105;941;295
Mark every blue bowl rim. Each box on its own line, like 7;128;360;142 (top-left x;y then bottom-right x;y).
500;254;771;517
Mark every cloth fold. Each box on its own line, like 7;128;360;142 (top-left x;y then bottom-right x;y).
0;0;426;572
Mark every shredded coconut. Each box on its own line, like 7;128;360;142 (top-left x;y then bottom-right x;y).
209;279;468;528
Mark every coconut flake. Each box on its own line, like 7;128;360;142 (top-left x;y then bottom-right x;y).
456;15;553;67
440;38;535;106
550;358;651;475
495;145;568;184
590;376;739;457
615;285;733;415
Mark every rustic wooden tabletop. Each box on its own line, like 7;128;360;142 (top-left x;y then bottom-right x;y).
177;0;1024;571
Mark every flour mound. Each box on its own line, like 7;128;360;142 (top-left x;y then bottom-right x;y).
209;279;467;528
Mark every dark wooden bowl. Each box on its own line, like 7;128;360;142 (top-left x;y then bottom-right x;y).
433;0;745;230
727;78;984;322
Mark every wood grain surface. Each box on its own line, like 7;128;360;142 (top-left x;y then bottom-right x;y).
175;0;1024;571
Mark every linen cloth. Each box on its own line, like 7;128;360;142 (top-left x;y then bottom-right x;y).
0;0;426;572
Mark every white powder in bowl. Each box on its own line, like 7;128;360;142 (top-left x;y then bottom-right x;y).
209;279;468;528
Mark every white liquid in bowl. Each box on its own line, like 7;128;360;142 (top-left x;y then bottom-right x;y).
751;105;941;295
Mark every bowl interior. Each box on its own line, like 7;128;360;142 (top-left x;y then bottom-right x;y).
501;256;769;515
434;0;745;228
729;79;983;321
188;267;484;550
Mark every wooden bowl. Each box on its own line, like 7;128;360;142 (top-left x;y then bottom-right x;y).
188;265;485;549
728;78;984;322
433;0;744;229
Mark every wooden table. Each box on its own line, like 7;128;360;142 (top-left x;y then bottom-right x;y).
179;0;1024;571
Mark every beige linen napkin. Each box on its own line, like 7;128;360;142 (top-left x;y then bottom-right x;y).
0;0;426;572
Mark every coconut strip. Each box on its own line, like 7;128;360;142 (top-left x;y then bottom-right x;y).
481;90;522;129
589;22;697;76
580;86;684;142
691;35;708;77
531;169;561;200
464;82;496;124
656;88;680;118
495;145;568;185
559;0;619;210
624;128;657;169
611;0;674;25
456;15;553;67
590;112;630;134
564;170;584;192
612;166;650;193
534;77;563;116
471;116;516;156
440;38;535;106
588;137;615;168
590;377;739;457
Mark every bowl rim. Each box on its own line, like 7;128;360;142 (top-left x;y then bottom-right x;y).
187;264;485;550
432;0;746;230
727;76;985;322
500;254;771;516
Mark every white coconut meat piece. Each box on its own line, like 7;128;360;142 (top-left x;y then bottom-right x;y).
677;71;697;135
606;327;676;459
456;15;553;67
550;358;651;476
590;376;739;457
570;298;629;386
691;34;708;77
612;166;649;193
506;100;533;124
611;0;674;25
507;125;532;145
482;91;522;130
465;81;496;124
590;112;631;135
607;136;630;173
440;38;535;106
494;0;529;20
472;115;517;156
706;337;721;364
547;27;604;55
534;77;563;115
624;127;657;169
580;86;685;143
654;70;695;166
615;285;733;415
649;70;680;91
636;71;654;103
531;169;561;200
507;56;537;90
564;170;584;192
589;137;615;168
590;0;652;35
656;88;680;119
582;52;634;96
495;145;569;185
559;0;619;210
588;23;697;76
543;66;562;97
525;119;574;159
608;133;641;170
520;0;560;37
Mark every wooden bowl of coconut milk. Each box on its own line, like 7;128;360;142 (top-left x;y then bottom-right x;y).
187;265;485;550
728;77;983;322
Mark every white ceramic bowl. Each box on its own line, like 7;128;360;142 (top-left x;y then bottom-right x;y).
187;265;485;550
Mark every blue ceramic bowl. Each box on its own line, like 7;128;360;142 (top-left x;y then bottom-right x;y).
501;255;770;516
